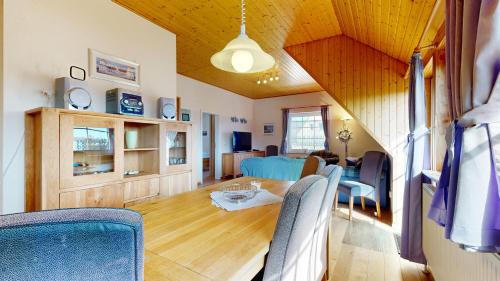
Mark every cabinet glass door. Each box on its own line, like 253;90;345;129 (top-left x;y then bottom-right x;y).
60;115;123;189
73;127;115;176
167;131;187;165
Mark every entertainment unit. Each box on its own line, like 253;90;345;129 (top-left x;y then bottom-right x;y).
25;107;192;211
222;151;265;178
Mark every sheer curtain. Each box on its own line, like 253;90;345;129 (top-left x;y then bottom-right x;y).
280;109;290;155
320;106;330;151
428;0;500;252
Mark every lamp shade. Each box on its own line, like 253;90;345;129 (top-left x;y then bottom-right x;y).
211;33;275;73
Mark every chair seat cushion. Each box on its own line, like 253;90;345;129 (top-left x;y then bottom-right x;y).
338;180;375;200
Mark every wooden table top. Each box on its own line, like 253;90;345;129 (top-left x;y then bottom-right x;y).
130;177;293;281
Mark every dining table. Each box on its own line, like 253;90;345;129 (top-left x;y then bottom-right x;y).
130;176;294;281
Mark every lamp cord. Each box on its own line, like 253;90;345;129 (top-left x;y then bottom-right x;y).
241;0;246;26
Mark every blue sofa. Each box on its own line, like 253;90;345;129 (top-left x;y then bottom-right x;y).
241;156;389;208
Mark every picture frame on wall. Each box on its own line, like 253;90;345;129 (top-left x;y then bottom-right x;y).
89;49;140;87
264;123;274;135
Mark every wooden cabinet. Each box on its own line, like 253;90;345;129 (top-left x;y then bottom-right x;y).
222;151;265;178
159;172;192;197
124;178;160;202
25;108;193;211
60;184;124;208
59;114;124;189
161;122;192;174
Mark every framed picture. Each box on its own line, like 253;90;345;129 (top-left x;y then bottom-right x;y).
264;123;274;135
89;49;140;87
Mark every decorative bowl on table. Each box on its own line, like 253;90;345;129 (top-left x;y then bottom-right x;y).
221;183;258;203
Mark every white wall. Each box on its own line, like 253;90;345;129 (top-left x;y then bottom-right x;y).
177;74;254;187
253;92;385;164
2;0;176;214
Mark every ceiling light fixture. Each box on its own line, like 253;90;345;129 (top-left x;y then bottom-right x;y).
210;0;275;73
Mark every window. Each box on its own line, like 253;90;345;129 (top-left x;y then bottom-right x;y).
288;111;325;152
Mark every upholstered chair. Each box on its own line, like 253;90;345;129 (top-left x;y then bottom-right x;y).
309;150;340;165
0;208;144;281
336;151;386;220
266;145;279;157
263;175;329;281
316;165;343;279
300;156;326;179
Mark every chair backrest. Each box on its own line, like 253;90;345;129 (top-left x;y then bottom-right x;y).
359;151;386;188
0;208;144;281
315;165;343;275
263;175;329;281
300;156;326;179
266;145;279;157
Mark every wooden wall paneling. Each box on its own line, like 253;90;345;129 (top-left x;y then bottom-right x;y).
285;35;410;225
374;45;382;139
431;49;449;171
382;53;390;146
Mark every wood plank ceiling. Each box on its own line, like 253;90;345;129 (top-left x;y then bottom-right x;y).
114;0;439;99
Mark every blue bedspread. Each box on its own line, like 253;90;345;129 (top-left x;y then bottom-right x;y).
241;156;305;181
241;156;388;208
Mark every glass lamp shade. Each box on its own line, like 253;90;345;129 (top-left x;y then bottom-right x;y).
211;34;275;73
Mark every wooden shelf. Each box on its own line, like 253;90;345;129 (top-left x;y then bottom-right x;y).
124;147;159;152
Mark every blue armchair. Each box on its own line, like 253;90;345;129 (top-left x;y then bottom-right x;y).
0;208;144;281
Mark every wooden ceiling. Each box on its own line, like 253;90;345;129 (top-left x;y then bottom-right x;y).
114;0;441;99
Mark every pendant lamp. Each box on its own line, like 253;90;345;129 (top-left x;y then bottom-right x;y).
210;0;275;73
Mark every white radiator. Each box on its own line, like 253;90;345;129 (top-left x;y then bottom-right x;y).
422;184;500;281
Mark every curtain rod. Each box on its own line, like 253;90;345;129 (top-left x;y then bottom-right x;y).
281;104;331;110
415;44;436;52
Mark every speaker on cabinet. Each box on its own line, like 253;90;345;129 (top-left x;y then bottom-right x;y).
55;66;92;110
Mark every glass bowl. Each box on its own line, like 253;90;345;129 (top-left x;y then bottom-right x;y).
221;183;258;203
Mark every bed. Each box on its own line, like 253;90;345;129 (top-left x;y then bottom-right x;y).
241;156;389;208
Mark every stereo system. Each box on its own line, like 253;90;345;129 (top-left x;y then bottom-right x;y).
106;88;144;116
54;67;185;120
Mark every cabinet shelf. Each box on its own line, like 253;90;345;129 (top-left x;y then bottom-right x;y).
124;148;159;152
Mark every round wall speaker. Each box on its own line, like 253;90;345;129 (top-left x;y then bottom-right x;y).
66;87;92;110
158;97;177;120
162;102;176;119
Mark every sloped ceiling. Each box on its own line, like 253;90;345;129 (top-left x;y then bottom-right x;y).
114;0;441;99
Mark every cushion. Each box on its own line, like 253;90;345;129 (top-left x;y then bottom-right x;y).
338;180;376;200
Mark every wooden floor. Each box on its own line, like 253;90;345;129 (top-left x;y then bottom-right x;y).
330;204;433;281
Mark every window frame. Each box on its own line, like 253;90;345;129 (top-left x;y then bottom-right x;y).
287;110;326;154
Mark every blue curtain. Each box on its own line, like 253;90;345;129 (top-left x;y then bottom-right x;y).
320;106;330;151
427;0;500;252
401;53;429;264
280;109;289;155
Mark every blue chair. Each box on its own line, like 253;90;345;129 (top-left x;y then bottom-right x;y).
0;208;144;281
336;151;386;220
263;175;329;281
317;165;343;279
